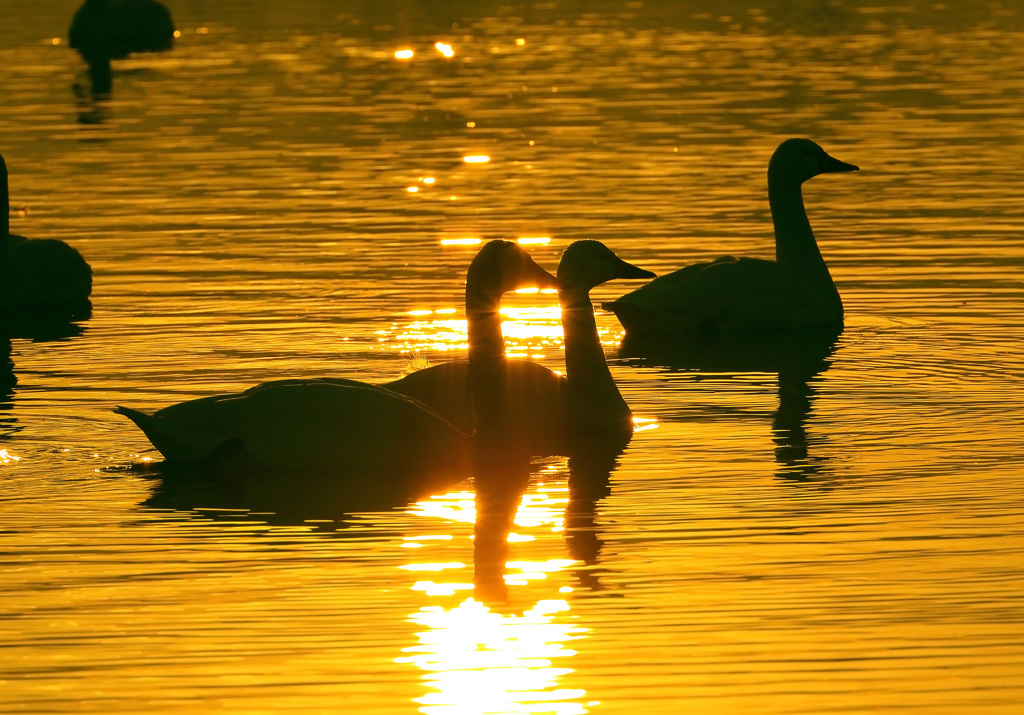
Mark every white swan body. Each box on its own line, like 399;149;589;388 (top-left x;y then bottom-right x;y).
604;138;858;334
387;240;654;451
2;154;92;310
115;240;559;473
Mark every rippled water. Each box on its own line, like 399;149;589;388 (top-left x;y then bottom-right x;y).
2;1;1023;713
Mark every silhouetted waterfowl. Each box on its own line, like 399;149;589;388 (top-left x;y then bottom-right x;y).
604;138;859;335
69;0;175;96
388;240;654;452
115;240;559;474
1;154;92;312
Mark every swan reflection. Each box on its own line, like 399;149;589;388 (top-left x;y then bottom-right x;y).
620;328;840;481
136;424;625;713
396;440;621;714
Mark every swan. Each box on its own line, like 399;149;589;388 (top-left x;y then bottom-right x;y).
69;0;176;96
387;240;654;451
1;154;92;311
114;240;560;474
604;138;859;334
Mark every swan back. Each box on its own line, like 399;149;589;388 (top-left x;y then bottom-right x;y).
69;0;175;60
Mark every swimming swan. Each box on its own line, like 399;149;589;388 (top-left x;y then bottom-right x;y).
114;240;559;473
604;138;858;334
387;240;654;451
69;0;176;96
1;154;92;311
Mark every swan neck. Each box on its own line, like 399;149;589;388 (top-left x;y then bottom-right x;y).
1;159;8;297
560;287;631;426
466;288;505;361
768;178;842;319
769;181;817;263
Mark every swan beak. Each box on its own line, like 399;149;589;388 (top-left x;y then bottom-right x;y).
820;153;859;174
613;257;656;280
531;263;562;290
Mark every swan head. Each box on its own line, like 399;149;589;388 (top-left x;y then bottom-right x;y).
557;240;655;292
467;240;560;298
768;138;859;186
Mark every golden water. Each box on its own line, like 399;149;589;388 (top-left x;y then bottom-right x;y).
2;1;1023;712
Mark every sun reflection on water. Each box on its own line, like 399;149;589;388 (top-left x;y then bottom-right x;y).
388;305;565;354
398;481;589;714
397;598;587;715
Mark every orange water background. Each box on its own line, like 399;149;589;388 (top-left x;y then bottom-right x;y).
1;1;1023;713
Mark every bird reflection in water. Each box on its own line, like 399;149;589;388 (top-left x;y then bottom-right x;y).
620;328;840;482
136;402;625;713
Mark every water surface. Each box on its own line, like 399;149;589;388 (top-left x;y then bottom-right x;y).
2;1;1023;713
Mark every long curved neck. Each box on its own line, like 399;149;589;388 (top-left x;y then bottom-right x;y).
466;286;505;362
1;159;8;301
769;177;842;321
560;287;631;428
465;285;511;441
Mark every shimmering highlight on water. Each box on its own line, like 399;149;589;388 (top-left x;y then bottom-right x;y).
2;1;1024;713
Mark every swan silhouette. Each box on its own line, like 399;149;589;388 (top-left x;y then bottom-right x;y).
604;138;859;334
1;154;92;312
115;240;559;474
69;0;175;96
388;240;654;452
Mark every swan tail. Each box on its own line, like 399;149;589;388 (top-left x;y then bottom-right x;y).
114;406;243;465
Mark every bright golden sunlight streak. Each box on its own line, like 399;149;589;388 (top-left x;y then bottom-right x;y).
396;598;587;714
632;416;660;433
435;42;455;58
397;482;589;714
388;297;564;353
395;49;414;59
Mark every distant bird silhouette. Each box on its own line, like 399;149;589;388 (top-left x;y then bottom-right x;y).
1;154;92;313
604;138;859;334
69;0;175;96
388;240;654;453
115;240;559;474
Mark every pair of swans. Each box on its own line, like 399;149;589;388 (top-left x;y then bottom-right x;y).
117;239;654;473
605;138;859;335
1;154;92;312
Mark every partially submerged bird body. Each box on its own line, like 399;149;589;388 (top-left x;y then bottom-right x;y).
605;138;858;335
2;154;92;313
6;234;92;309
606;255;834;333
69;0;175;95
116;380;471;476
116;240;560;474
388;240;655;453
